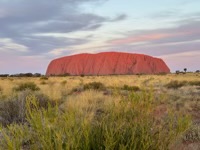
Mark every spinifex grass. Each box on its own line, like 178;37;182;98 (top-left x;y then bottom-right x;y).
0;90;191;150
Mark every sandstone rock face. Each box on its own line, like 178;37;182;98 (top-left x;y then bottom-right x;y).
46;52;170;76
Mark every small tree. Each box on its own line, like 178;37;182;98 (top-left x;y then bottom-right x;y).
184;68;187;73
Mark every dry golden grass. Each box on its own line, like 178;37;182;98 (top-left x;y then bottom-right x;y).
1;73;199;97
1;73;199;119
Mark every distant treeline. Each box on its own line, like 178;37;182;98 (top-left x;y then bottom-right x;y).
0;70;199;77
0;73;42;77
176;70;200;74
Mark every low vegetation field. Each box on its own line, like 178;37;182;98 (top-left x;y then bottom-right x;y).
0;73;199;149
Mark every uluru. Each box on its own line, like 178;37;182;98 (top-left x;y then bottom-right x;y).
46;52;170;76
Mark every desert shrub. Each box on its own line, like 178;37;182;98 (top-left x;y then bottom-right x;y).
80;74;85;77
0;86;3;93
61;80;67;86
0;91;191;149
40;76;48;80
0;90;55;126
166;80;200;89
13;82;40;91
83;82;106;91
0;86;3;99
165;80;187;89
69;86;84;94
183;125;200;143
5;78;14;81
40;81;47;85
122;84;140;91
188;81;200;86
143;77;154;86
58;73;71;77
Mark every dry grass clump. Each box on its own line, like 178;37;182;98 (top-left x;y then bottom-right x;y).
13;82;40;91
189;81;200;86
122;84;140;91
40;76;48;80
70;82;106;95
40;81;47;85
60;80;67;86
183;125;200;143
165;80;200;89
0;86;3;94
166;80;188;89
83;82;106;91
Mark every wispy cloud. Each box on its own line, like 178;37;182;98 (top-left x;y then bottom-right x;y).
0;38;29;53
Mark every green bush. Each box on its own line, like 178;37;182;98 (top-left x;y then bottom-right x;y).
84;82;106;91
122;84;140;91
165;80;187;89
13;82;40;91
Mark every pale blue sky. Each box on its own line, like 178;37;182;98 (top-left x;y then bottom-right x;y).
0;0;199;73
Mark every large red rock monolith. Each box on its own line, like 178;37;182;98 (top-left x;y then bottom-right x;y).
46;52;170;76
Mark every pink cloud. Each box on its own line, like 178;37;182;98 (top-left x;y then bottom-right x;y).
110;33;171;45
109;26;200;45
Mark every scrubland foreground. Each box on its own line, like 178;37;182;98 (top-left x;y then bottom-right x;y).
0;73;199;150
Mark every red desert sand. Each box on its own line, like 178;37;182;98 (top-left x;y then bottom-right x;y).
46;52;170;76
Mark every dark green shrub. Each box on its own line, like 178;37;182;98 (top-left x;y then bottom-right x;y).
13;82;40;91
40;76;48;80
122;84;140;91
0;90;55;126
83;82;106;90
165;80;187;89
